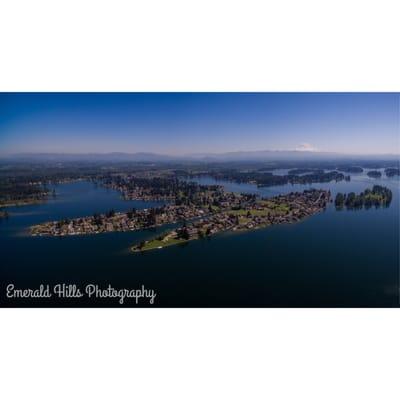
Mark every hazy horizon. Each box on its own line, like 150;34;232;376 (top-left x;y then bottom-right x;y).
1;93;399;156
2;149;400;157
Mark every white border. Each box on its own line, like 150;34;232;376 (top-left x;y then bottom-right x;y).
1;0;399;91
1;309;400;400
1;1;399;399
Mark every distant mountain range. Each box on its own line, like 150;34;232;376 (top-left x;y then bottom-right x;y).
1;151;399;162
188;150;342;161
0;152;175;162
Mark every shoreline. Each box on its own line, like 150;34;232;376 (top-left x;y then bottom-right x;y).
0;199;47;208
131;211;322;253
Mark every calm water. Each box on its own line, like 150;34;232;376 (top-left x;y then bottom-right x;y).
1;171;399;307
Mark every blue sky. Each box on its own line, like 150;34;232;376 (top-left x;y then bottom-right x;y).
0;93;398;155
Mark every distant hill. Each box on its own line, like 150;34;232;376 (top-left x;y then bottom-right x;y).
1;152;175;162
1;150;398;162
187;150;340;161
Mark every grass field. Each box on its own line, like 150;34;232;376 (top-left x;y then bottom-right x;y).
228;204;289;217
133;237;187;252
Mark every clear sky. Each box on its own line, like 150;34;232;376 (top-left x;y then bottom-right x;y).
0;93;398;155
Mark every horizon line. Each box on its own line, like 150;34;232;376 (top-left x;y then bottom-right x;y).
0;149;399;157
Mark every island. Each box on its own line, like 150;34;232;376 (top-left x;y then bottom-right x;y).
367;170;382;178
179;169;349;187
30;180;331;241
385;168;399;177
132;189;331;252
98;175;223;203
334;185;392;210
287;168;324;175
337;166;363;173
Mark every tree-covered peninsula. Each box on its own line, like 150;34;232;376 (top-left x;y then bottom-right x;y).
334;185;392;210
367;170;382;178
385;168;399;177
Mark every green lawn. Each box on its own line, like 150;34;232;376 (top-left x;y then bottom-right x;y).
133;237;187;252
364;194;384;202
228;203;289;217
274;204;290;212
228;208;287;217
229;209;269;217
228;209;250;216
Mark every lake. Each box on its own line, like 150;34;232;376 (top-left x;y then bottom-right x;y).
1;171;399;307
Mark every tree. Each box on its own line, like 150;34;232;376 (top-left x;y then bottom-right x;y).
334;193;345;208
106;209;115;218
127;208;136;219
